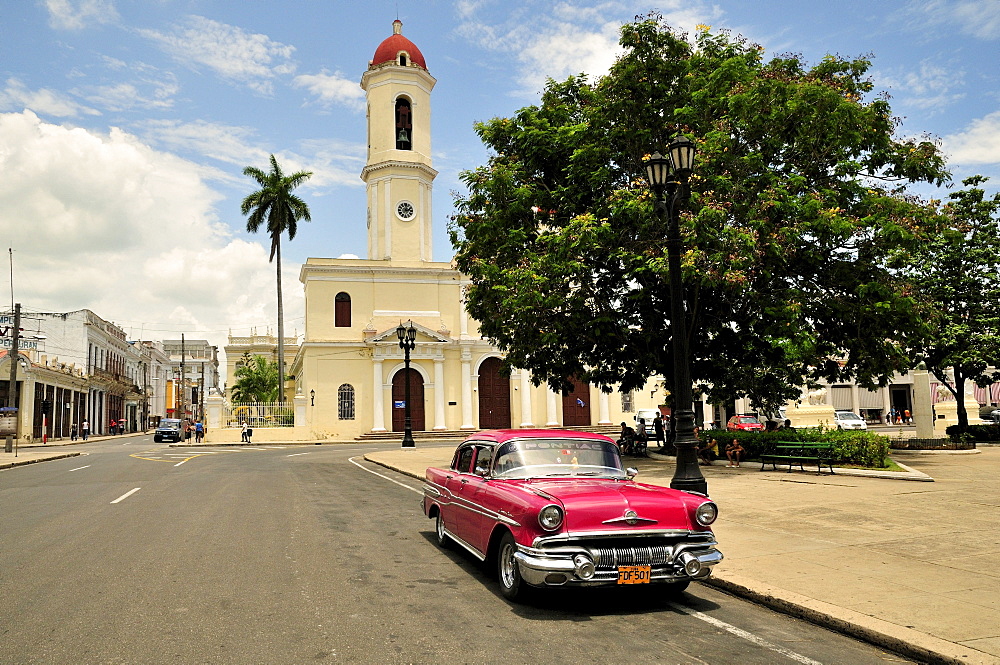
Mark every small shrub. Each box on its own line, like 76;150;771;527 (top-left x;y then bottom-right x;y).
945;423;1000;442
703;428;890;468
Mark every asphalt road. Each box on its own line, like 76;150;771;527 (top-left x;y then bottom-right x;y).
0;436;918;664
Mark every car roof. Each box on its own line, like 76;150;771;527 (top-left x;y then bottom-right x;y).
462;428;616;445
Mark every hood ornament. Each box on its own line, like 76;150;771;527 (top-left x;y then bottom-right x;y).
603;509;656;526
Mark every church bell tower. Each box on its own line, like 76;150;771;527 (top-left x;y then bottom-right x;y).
361;20;437;263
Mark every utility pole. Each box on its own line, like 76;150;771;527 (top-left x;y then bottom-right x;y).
180;334;186;422
4;303;20;454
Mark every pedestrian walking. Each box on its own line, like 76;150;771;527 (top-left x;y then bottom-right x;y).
653;414;665;449
81;420;89;440
195;420;204;443
241;421;250;443
71;424;78;441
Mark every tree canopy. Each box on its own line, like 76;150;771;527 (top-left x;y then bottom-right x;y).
893;176;1000;428
449;15;950;412
231;353;280;403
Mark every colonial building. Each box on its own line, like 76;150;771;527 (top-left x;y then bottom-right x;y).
291;21;654;440
161;338;220;422
0;308;175;442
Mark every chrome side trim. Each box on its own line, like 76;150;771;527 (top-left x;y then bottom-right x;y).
533;529;712;547
447;529;487;562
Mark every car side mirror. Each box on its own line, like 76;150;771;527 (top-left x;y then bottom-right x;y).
626;467;638;480
474;465;490;478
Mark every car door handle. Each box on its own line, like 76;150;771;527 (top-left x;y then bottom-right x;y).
460;478;468;484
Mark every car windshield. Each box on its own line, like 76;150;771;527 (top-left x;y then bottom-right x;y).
158;420;181;429
738;417;759;424
837;412;862;421
492;438;625;479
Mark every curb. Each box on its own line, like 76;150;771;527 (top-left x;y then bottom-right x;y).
703;574;995;665
644;451;935;481
0;452;81;470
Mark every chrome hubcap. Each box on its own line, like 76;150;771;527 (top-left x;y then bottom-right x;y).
500;543;515;587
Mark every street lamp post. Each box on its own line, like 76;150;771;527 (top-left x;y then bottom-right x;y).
396;320;416;448
644;136;707;495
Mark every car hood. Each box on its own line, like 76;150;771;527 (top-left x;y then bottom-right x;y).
515;479;699;532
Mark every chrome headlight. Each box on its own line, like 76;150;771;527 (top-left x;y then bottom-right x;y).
538;504;564;531
695;502;718;526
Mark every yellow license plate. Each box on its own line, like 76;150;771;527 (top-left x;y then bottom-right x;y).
617;565;651;584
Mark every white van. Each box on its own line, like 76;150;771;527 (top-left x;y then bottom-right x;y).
634;409;661;431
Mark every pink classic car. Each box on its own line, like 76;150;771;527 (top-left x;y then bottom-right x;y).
422;429;722;600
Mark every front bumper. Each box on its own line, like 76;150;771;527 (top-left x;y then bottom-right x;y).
513;536;723;588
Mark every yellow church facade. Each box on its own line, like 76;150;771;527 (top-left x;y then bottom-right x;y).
291;21;655;440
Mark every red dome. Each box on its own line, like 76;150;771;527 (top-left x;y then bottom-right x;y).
371;20;427;70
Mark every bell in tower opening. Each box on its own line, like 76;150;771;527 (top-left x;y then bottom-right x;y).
395;98;412;150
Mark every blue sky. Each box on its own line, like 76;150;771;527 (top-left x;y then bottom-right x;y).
1;0;998;368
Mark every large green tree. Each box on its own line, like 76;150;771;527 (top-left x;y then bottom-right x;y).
894;176;1000;428
241;154;312;404
450;15;949;412
230;353;280;403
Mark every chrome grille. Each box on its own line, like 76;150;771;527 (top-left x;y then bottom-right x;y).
591;544;673;568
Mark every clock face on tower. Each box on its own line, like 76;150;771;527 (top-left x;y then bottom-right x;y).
396;201;415;221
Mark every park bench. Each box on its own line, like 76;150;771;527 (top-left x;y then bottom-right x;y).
760;442;836;474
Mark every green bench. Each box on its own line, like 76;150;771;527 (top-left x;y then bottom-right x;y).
760;442;836;474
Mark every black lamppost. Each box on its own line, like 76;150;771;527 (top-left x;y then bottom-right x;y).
644;136;707;495
310;389;315;406
396;320;417;448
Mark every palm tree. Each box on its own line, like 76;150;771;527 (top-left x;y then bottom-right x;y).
241;154;312;404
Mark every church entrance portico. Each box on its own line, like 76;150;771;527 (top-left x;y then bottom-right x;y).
391;367;425;432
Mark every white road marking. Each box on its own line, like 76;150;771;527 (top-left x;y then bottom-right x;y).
287;452;310;457
68;465;91;472
348;456;422;495
667;602;824;665
174;459;189;467
111;488;141;504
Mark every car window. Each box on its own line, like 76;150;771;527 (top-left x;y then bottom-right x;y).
453;446;476;473
473;445;494;473
493;439;624;479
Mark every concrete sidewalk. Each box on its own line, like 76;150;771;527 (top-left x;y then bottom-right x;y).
0;432;148;469
364;444;1000;665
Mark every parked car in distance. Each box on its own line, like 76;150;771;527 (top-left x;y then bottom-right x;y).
833;410;867;430
423;429;722;601
153;418;184;443
634;408;660;430
726;415;763;432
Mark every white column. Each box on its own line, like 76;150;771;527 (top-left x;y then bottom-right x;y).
546;384;559;427
372;359;386;432
519;370;534;428
461;352;474;429
433;358;446;430
598;391;611;424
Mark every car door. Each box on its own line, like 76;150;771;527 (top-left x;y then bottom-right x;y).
463;444;498;552
442;444;477;547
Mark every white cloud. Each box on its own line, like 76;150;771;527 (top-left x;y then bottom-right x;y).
943;111;1000;165
906;0;1000;40
43;0;118;30
136;119;365;190
0;78;101;117
293;70;365;111
138;15;296;95
0;110;300;360
455;0;722;95
876;59;966;111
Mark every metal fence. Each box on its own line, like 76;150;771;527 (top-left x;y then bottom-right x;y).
222;401;294;429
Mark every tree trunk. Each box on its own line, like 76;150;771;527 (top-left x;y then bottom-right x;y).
275;234;285;405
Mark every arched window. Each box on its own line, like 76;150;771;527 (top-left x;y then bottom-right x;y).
335;292;351;327
395;97;412;150
399;53;408;66
338;384;355;420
